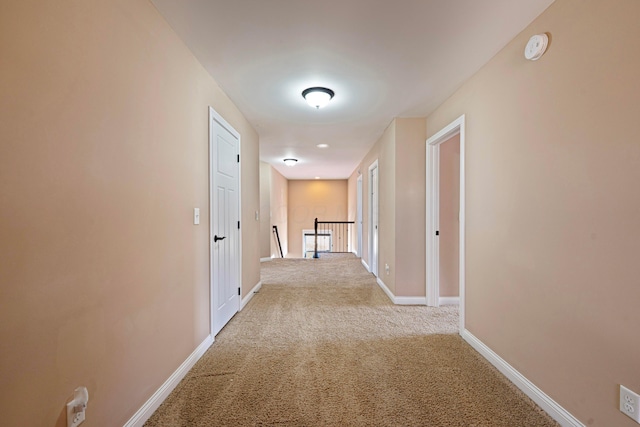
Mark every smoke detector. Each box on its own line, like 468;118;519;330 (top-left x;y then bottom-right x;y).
524;34;549;61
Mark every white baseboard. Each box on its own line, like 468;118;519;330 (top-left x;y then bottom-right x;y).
260;257;272;262
241;281;262;310
376;277;394;302
124;335;214;427
395;296;427;305
439;296;460;305
361;258;370;272
461;330;584;427
376;278;427;305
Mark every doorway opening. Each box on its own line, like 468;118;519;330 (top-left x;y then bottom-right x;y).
426;115;465;331
368;160;379;277
356;175;363;258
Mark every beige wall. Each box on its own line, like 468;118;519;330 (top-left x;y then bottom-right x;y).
394;118;427;297
438;135;460;297
270;166;289;258
347;170;358;254
259;162;272;259
0;0;259;426
426;0;640;424
351;119;426;297
287;180;348;258
351;121;396;291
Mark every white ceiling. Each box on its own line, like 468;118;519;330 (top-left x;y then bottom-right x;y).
151;0;555;179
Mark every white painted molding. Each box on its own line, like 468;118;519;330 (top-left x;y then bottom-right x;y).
394;296;428;305
439;296;460;305
376;278;427;305
124;335;214;427
260;257;272;262
361;259;369;272
241;281;262;310
376;277;395;303
461;330;584;427
425;114;466;332
368;159;379;277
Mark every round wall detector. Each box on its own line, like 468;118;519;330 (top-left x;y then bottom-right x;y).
524;34;549;61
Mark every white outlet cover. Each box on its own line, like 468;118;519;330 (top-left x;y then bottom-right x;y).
194;208;200;225
620;385;640;423
66;387;89;427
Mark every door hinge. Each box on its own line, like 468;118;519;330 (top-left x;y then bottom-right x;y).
436;230;440;236
237;221;240;229
238;287;241;296
237;154;240;163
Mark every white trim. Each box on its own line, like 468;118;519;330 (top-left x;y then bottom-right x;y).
394;296;428;305
375;278;428;305
240;281;262;310
376;277;394;302
361;258;369;271
426;114;466;333
260;257;272;262
368;160;379;276
461;330;584;427
439;296;460;305
356;174;363;258
123;335;214;427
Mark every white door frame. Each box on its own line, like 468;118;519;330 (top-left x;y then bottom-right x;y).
426;115;465;331
209;106;242;337
356;174;363;257
368;160;379;276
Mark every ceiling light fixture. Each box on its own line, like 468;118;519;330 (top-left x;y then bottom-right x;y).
302;87;334;109
316;143;329;148
283;158;298;166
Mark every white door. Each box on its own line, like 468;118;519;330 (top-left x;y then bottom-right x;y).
210;107;240;337
369;161;379;276
356;175;363;257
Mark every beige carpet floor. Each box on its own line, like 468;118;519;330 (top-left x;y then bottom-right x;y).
145;254;558;426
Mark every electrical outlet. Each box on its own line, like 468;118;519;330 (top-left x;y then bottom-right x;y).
620;385;640;423
66;387;88;427
67;406;85;427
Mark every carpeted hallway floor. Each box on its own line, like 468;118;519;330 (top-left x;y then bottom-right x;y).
145;254;558;426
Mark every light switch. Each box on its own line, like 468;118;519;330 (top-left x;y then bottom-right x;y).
255;210;259;221
194;208;200;225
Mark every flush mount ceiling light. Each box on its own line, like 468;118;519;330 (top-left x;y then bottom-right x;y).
302;87;335;109
316;143;329;148
283;158;298;166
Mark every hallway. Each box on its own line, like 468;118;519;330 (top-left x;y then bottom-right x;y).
145;255;557;426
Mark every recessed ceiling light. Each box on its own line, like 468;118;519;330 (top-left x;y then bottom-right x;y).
283;158;298;167
302;87;334;109
316;143;329;148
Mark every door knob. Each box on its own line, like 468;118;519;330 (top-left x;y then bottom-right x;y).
214;235;226;242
